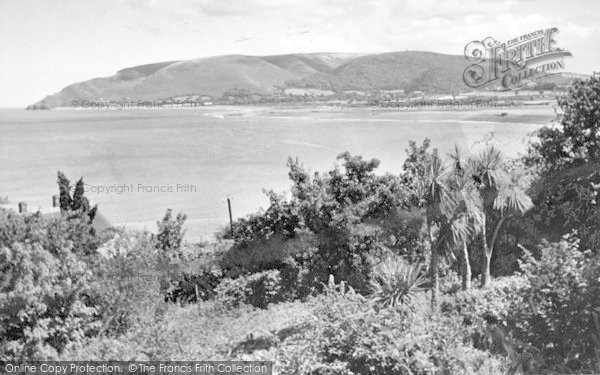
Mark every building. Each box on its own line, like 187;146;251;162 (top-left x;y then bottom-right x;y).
4;195;111;234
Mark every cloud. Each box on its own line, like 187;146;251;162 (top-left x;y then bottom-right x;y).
1;0;599;106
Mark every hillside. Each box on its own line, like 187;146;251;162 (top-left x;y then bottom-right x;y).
29;53;354;108
28;51;587;109
261;52;366;77
289;51;469;93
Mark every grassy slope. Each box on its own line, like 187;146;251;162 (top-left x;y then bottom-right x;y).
30;51;588;108
291;51;470;92
126;55;299;99
61;300;315;361
30;52;472;107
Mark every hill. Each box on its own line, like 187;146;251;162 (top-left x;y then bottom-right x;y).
27;51;587;109
29;53;359;108
289;51;469;93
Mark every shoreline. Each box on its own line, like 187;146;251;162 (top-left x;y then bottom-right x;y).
0;106;554;243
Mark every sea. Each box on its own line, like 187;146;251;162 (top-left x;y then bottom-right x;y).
0;105;554;242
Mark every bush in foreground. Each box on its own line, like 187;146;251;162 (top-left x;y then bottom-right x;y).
0;242;99;360
515;235;600;373
253;284;507;375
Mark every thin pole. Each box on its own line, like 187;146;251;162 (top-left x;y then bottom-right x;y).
227;197;233;236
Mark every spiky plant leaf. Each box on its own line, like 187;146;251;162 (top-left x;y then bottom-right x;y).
493;170;534;215
370;258;427;308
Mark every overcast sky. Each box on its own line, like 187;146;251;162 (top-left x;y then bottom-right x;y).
1;0;599;107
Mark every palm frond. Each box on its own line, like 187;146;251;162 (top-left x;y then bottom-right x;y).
494;184;534;214
493;170;534;215
436;214;471;262
476;146;504;188
448;145;465;176
427;154;456;218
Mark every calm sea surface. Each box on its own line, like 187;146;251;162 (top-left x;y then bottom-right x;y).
0;106;553;241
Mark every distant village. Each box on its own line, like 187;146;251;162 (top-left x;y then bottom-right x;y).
151;81;573;109
23;79;578;110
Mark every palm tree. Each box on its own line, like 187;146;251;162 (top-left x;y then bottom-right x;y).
472;147;533;287
420;154;454;308
441;147;484;290
484;168;533;285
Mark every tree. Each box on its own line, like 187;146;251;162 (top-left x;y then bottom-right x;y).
524;77;600;251
472;149;533;287
55;172;100;254
57;171;97;223
442;146;484;290
286;152;408;293
0;211;100;359
156;209;187;254
229;190;300;243
527;76;600;172
403;140;454;308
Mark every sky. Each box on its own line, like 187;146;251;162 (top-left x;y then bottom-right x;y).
0;0;599;107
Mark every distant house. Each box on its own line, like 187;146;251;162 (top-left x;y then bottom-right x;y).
5;195;111;234
381;89;405;95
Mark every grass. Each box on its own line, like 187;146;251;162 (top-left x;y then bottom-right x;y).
61;300;315;362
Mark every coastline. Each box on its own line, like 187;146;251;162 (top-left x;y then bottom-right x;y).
0;105;554;243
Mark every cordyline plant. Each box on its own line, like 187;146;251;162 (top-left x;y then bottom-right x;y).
402;140;454;309
437;146;484;291
370;257;427;308
471;147;534;288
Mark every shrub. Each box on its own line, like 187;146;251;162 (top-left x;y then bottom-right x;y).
228;190;300;243
0;209;43;246
86;231;164;336
0;242;100;360
287;153;408;294
440;276;526;329
525;76;600;251
160;243;226;304
0;207;100;256
276;286;508;375
0;207;117;360
155;209;187;253
216;231;316;302
220;231;317;278
43;213;101;256
215;270;283;309
515;235;600;372
527;76;600;172
278;256;314;301
438;276;536;372
163;269;224;304
370;257;426;308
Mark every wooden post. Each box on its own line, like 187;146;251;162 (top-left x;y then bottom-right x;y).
227;197;233;236
18;202;27;213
